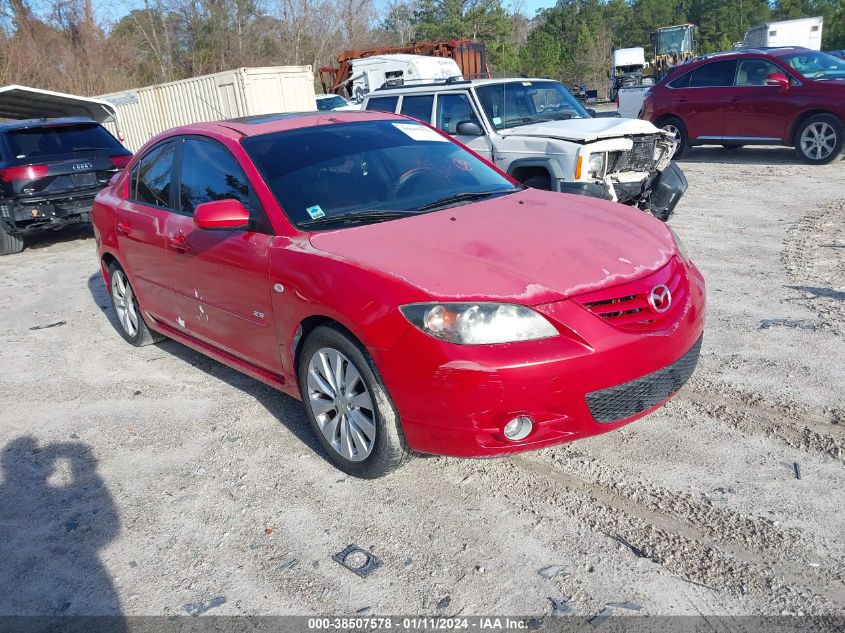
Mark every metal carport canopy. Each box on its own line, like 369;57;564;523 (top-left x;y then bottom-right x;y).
0;84;118;123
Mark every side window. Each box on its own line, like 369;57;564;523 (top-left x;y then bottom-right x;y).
688;60;738;87
669;72;692;88
178;139;250;215
400;95;435;122
736;59;784;86
131;142;175;208
365;96;399;113
435;93;481;134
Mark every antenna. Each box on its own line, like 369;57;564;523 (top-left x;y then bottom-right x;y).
195;94;225;119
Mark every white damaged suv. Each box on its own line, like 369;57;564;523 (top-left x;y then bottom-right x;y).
363;77;687;221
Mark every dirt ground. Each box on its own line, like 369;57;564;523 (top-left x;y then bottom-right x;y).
0;146;843;620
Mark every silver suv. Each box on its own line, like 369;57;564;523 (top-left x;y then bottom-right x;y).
363;78;687;221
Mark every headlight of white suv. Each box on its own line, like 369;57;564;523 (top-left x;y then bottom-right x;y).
400;303;558;345
588;152;606;178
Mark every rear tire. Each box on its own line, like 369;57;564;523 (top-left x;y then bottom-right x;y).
660;116;689;159
107;262;165;347
298;325;411;478
795;114;843;165
0;223;24;256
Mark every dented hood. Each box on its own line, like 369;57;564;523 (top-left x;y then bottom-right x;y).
308;189;676;305
497;116;665;143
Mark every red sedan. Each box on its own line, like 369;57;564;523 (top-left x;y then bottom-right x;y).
641;47;845;164
92;111;706;478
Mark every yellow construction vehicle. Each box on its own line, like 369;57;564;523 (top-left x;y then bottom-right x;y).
648;24;698;78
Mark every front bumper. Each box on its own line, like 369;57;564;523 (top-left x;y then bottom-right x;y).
375;260;706;457
0;191;97;234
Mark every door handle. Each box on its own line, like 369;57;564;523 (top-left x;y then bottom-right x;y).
727;95;740;102
674;97;688;103
116;222;131;236
168;233;190;253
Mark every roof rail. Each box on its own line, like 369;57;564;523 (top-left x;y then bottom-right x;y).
374;76;471;91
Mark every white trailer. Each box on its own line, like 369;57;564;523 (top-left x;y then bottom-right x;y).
347;55;462;103
741;17;824;51
99;66;316;151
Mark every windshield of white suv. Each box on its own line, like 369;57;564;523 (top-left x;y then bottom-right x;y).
475;81;590;130
242;119;518;229
317;95;351;111
779;51;845;80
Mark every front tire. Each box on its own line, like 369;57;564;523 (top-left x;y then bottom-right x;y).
522;174;552;190
795;114;843;165
0;223;24;256
108;262;165;346
298;325;411;478
660;116;689;159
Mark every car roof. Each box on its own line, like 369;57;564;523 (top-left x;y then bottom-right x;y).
368;77;558;96
0;116;99;131
695;46;810;62
161;110;407;139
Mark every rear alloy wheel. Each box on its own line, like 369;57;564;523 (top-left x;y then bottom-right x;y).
0;223;24;256
660;117;689;159
796;114;843;165
298;325;411;478
108;263;165;346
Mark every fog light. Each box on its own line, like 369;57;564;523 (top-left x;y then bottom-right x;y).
503;416;533;441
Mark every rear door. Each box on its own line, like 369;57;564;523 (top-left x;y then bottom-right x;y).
165;136;280;372
115;141;179;324
723;58;794;141
668;60;738;141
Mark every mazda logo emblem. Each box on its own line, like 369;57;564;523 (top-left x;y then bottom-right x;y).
648;284;672;313
72;163;93;171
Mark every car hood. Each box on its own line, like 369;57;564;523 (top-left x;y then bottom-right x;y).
497;117;666;143
308;189;677;305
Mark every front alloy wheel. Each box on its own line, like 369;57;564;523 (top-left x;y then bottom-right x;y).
306;348;376;462
796;114;843;165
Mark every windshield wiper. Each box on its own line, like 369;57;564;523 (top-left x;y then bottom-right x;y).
414;188;520;212
299;209;416;228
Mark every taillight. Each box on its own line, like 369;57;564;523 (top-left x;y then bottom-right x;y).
110;155;132;169
0;164;49;182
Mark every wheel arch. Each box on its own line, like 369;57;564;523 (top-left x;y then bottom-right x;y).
789;110;843;146
507;158;564;189
291;314;372;385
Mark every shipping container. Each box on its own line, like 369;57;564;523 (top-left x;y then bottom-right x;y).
99;66;316;151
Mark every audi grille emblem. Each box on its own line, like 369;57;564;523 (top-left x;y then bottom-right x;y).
648;284;672;313
72;163;93;171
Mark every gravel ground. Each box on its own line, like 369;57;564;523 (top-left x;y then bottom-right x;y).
0;146;843;619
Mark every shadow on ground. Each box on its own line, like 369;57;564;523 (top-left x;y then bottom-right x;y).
86;271;326;463
23;224;94;251
0;437;126;628
679;145;845;166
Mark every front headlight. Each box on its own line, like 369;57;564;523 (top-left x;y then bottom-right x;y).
588;152;606;177
400;303;558;345
670;227;689;260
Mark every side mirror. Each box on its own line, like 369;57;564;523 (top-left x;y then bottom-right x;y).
765;72;790;90
194;199;251;231
455;121;483;136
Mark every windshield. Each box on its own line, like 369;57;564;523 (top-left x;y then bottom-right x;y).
655;27;693;56
242;120;517;229
317;96;350;111
475;81;589;131
6;122;124;159
778;51;845;80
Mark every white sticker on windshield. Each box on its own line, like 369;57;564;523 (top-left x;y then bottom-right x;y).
492;116;502;126
306;205;325;219
522;81;532;86
392;123;448;142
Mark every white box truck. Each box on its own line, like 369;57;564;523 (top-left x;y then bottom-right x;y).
99;66;316;151
741;17;824;51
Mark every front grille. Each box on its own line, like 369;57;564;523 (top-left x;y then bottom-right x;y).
607;135;658;173
586;335;702;423
578;258;688;331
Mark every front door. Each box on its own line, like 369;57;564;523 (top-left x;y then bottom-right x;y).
434;92;494;160
165;136;281;373
723;58;794;141
115;141;179;325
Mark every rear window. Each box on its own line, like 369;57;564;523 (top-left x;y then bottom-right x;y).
365;97;399;113
688;60;738;87
6;123;123;160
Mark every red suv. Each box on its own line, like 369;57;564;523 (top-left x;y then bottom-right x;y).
92;112;705;478
641;47;845;164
